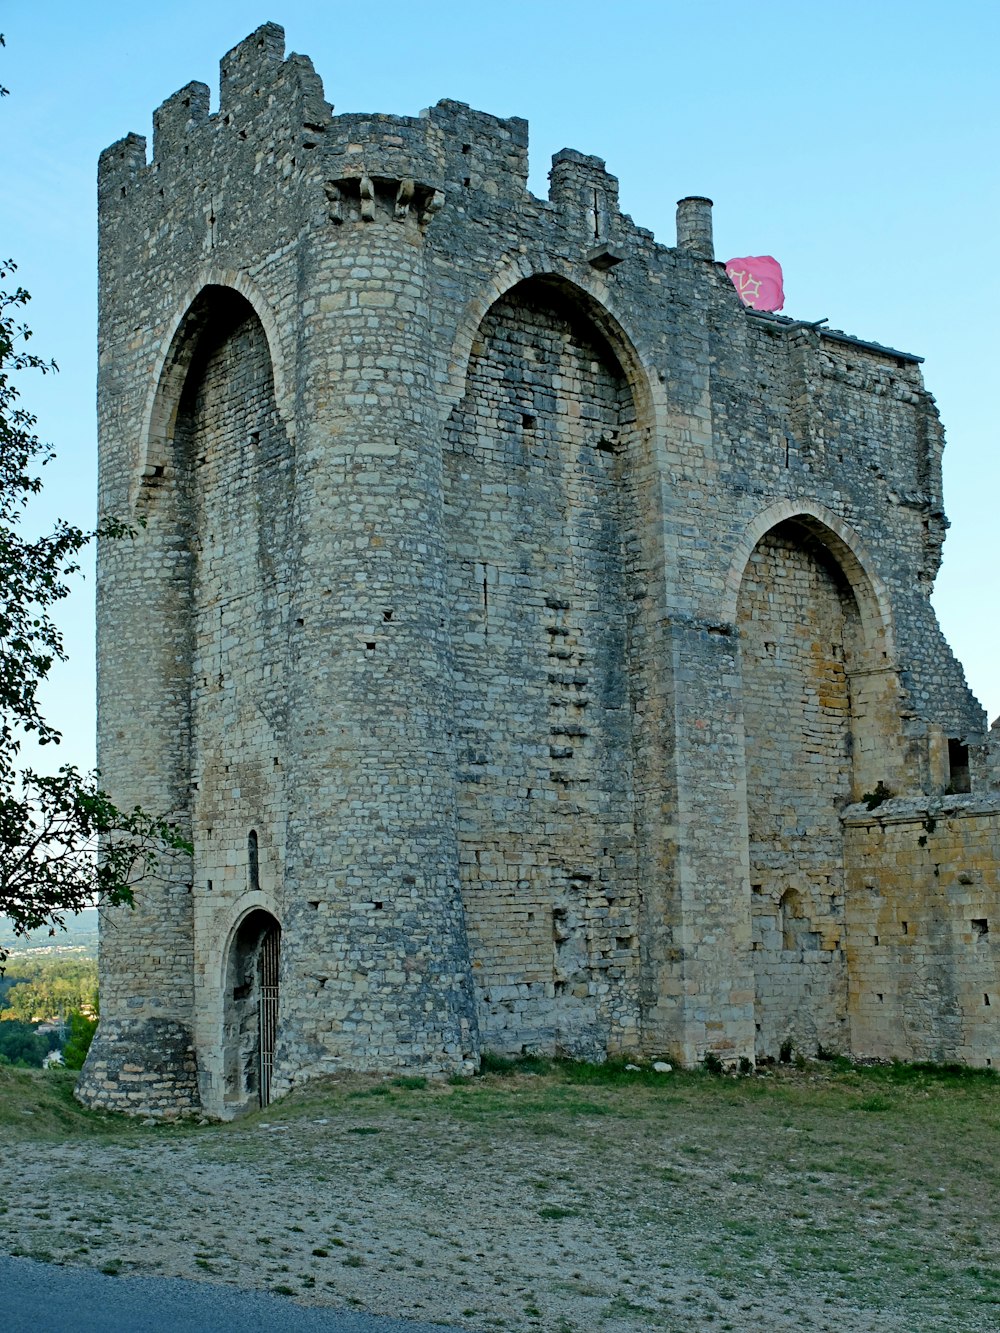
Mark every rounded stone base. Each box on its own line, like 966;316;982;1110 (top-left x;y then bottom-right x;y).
75;1017;202;1119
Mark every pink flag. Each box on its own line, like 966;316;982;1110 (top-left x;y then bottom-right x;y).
725;255;784;311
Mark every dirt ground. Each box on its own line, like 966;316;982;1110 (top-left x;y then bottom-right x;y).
2;1062;998;1332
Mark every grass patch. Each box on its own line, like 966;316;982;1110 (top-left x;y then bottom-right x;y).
0;1067;147;1142
479;1050;553;1076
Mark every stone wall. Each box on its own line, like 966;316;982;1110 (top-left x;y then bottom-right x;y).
175;291;291;1110
845;799;1000;1065
739;525;858;1058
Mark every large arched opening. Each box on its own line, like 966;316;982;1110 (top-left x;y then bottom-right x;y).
443;274;654;1058
737;516;897;1060
142;284;290;1112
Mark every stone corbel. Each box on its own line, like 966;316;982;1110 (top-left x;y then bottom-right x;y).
359;173;376;222
325;181;343;225
420;188;445;224
323;175;445;225
394;178;415;222
587;242;624;271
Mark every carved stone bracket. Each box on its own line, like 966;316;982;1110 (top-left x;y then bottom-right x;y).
324;175;446;226
394;179;414;221
359;173;376;222
587;243;624;271
325;182;344;225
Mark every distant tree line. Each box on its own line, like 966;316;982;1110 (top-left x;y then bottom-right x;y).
0;956;97;1021
0;956;98;1068
0;1019;60;1067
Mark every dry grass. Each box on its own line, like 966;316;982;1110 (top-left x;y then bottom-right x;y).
1;1057;998;1331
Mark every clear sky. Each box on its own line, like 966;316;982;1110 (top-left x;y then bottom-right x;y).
2;0;998;775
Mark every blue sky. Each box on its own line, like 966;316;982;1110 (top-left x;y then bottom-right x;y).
2;0;998;773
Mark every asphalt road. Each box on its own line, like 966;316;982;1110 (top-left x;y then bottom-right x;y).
0;1254;459;1333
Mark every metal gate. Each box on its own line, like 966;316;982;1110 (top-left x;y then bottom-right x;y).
258;926;280;1108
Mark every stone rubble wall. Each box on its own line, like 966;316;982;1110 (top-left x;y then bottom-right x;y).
75;1018;201;1118
845;798;1000;1065
444;284;643;1058
739;527;859;1059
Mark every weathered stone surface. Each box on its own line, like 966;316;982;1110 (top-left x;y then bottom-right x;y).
80;24;998;1118
76;1018;200;1118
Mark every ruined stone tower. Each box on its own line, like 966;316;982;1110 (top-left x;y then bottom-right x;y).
78;24;999;1118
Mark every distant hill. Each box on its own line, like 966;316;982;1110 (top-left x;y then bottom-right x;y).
0;909;98;960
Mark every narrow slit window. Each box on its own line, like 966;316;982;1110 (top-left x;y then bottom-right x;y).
948;739;971;793
248;829;260;893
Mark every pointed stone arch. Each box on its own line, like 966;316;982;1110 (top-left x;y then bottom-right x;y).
130;279;293;1117
442;261;664;438
443;272;659;1058
736;507;908;1061
725;500;897;664
134;270;293;510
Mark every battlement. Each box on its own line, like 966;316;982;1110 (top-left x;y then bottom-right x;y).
152;81;210;162
97;131;147;196
97;24;601;226
219;20;287;99
98;22;333;187
99;25;730;254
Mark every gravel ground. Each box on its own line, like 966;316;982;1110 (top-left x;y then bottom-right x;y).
2;1066;997;1332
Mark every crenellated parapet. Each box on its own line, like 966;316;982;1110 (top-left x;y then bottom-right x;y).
95;21;670;270
218;20;287;105
423;99;529;201
98;24;538;231
215;22;331;145
97;23;333;201
97;131;147;204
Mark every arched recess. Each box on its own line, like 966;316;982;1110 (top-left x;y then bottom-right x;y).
222;907;282;1111
136;271;292;509
140;283;291;1114
443;274;658;1059
151;281;291;816
441;261;665;439
736;514;902;1060
725;500;896;663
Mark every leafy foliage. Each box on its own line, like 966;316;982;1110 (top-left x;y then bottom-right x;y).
61;1009;99;1070
0;249;190;962
0;760;191;956
0;1017;58;1067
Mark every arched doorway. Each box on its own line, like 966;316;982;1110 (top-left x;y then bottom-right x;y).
223;910;281;1109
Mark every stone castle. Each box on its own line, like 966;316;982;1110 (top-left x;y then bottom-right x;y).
78;24;999;1118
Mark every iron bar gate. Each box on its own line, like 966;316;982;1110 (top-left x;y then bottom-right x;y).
258;926;280;1107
